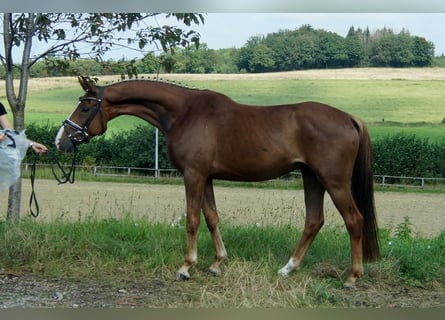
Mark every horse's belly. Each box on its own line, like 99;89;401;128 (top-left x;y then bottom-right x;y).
211;158;301;182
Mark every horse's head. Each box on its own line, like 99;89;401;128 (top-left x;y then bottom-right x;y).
55;76;108;152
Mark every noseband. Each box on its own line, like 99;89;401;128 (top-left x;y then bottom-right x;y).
63;86;105;145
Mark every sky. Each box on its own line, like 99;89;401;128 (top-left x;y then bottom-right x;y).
1;12;445;61
100;13;445;60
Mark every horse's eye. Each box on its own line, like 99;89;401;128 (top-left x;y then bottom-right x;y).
81;106;90;113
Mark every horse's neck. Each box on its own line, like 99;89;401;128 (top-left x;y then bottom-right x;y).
107;81;189;132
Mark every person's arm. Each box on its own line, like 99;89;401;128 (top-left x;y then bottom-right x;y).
0;113;48;155
29;140;48;155
0;113;13;142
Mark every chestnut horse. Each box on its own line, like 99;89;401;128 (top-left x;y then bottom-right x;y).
55;76;379;288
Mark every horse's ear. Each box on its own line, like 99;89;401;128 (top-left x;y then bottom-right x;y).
78;76;96;92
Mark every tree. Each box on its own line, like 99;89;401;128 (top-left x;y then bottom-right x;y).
237;35;263;72
249;43;275;73
412;36;435;67
391;29;414;67
172;44;218;73
263;29;315;71
314;30;349;68
368;28;395;67
0;13;204;222
345;26;366;67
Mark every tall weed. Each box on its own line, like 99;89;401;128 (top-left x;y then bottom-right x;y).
382;217;445;285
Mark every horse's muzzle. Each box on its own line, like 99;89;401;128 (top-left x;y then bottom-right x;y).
55;126;76;153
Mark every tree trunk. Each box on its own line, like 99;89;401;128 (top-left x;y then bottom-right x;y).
7;180;22;222
3;13;35;221
6;108;25;222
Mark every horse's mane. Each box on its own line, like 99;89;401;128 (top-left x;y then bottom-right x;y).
103;76;199;91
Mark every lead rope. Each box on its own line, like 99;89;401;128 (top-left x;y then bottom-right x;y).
50;145;79;184
28;146;79;218
29;158;39;217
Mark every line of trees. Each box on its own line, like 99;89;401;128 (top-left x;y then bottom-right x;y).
237;25;435;73
142;25;437;73
25;123;445;179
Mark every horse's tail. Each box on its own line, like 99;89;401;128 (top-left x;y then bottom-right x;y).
351;118;380;262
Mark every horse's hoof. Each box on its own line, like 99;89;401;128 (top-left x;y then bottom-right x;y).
278;269;289;277
176;272;190;281
343;282;356;290
207;268;220;277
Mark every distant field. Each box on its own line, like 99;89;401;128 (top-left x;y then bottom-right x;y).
369;123;445;142
2;68;445;140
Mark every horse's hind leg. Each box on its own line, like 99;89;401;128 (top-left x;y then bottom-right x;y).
202;179;227;276
279;168;325;276
326;184;364;288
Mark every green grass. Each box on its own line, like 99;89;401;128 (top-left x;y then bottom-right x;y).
1;217;444;294
0;218;184;278
22;78;445;142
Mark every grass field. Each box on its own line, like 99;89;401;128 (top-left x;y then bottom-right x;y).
1;181;445;307
2;68;445;141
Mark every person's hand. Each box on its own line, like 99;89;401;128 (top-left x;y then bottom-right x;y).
30;141;48;156
0;133;6;142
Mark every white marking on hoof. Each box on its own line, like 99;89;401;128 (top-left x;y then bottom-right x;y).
278;259;295;276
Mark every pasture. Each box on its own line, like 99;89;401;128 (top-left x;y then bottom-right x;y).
1;68;445;307
2;67;445;141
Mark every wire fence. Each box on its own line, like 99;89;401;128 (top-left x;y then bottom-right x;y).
22;163;445;189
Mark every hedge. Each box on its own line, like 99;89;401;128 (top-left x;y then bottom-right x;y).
24;123;445;178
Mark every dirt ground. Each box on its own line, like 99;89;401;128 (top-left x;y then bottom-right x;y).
1;179;445;308
2;179;444;236
1;272;444;308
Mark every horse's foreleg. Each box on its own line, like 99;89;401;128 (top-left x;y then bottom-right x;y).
279;169;325;276
202;180;227;276
176;171;206;280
